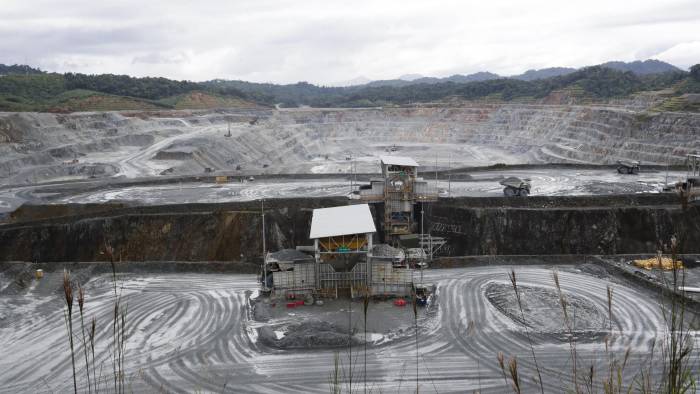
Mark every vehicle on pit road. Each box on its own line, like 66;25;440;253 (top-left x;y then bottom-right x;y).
617;159;640;174
500;176;531;197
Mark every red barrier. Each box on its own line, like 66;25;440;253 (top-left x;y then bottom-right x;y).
394;299;407;307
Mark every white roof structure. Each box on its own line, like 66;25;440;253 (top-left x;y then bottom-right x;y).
379;155;419;167
309;204;376;239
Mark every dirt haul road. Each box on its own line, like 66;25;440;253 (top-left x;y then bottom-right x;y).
0;264;688;393
1;105;698;188
0;167;684;212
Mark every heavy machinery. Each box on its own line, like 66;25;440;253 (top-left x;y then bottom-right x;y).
678;154;700;206
500;176;531;197
414;283;436;306
617;160;640;174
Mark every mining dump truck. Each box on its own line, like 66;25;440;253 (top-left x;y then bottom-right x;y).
500;176;531;197
617;160;640;174
678;154;700;206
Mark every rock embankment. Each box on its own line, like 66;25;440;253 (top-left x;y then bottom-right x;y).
0;195;697;262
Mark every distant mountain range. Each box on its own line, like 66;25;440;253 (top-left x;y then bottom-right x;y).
343;59;682;87
1;58;695;112
364;71;501;88
598;60;681;75
513;67;577;81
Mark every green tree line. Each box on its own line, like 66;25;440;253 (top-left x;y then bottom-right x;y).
0;64;697;111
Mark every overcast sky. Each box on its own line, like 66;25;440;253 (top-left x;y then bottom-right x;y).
1;0;699;85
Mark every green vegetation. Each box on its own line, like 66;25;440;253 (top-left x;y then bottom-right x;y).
649;68;700;112
0;64;697;112
676;68;700;96
64;73;201;100
0;72;253;112
205;66;691;108
158;91;256;110
0;64;43;75
690;64;700;81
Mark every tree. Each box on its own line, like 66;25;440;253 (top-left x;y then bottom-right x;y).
690;64;700;81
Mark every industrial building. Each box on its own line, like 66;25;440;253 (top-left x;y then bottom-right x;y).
264;156;441;299
359;156;438;240
309;204;375;298
265;204;417;299
265;249;315;295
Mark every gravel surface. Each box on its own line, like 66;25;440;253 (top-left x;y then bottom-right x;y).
0;264;694;393
0;167;683;212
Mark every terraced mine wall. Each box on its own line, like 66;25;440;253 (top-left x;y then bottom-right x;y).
263;106;700;164
0;194;697;263
2;105;700;185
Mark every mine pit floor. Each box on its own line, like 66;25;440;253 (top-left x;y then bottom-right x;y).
0;166;686;213
1;261;698;393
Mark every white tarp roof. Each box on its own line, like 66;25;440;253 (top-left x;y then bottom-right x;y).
309;204;376;239
380;155;419;167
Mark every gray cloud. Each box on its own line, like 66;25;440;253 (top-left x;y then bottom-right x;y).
0;0;698;83
132;52;189;65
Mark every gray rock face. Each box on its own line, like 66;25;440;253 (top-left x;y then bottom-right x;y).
425;195;700;256
0;195;697;262
1;105;698;185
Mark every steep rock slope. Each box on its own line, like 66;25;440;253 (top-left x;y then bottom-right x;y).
0;104;698;185
0;195;696;262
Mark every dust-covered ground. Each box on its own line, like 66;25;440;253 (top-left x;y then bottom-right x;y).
1;106;695;213
251;296;437;350
0;167;684;212
0;264;695;393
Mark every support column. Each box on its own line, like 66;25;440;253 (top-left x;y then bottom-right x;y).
314;238;320;290
366;233;373;288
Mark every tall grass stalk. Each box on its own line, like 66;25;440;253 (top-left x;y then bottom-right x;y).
362;291;370;394
508;356;521;394
412;287;419;394
552;270;579;393
78;285;92;394
105;241;128;394
601;285;633;394
497;352;509;388
329;352;341;394
346;285;353;393
89;316;97;393
62;270;78;394
508;270;545;394
658;237;695;393
63;243;128;394
607;286;614;332
637;340;655;394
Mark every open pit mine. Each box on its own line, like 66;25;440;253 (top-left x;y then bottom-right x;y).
1;102;700;393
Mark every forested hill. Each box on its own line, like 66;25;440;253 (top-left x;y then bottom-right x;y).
204;66;696;108
0;63;698;112
0;71;255;112
0;64;43;76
